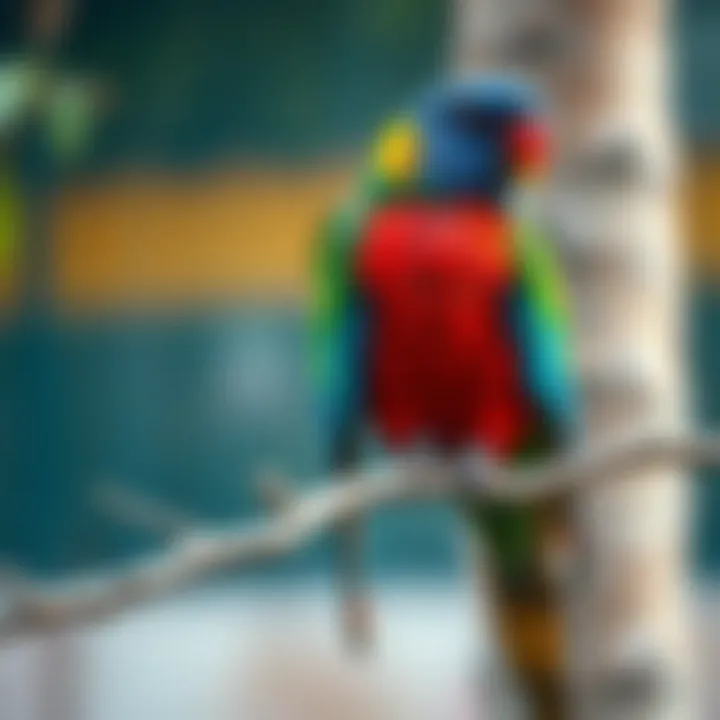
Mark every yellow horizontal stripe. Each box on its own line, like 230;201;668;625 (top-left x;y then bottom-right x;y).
53;166;353;314
684;153;720;277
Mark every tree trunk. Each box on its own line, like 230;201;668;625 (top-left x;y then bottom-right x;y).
454;1;694;718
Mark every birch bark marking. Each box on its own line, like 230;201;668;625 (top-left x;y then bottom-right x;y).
453;1;694;718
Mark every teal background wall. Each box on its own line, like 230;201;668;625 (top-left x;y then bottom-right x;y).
689;286;720;574
64;0;448;169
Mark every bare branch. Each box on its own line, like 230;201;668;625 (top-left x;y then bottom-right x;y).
0;427;717;643
0;466;418;643
462;426;720;503
94;482;193;539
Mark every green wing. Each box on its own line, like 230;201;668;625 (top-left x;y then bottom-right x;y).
311;197;371;458
512;218;579;442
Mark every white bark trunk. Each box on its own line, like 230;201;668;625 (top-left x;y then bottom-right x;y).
454;1;694;718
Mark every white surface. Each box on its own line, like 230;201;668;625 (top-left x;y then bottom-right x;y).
2;582;716;720
0;582;492;720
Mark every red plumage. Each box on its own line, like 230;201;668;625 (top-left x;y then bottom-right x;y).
357;201;534;455
508;119;549;175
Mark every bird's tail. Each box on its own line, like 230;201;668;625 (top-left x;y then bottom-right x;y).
469;499;572;720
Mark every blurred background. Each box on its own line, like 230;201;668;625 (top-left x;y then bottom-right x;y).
0;0;719;718
0;0;455;580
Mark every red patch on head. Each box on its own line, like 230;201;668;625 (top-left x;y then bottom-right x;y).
509;120;549;176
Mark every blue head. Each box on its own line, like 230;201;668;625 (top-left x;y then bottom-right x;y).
372;77;548;202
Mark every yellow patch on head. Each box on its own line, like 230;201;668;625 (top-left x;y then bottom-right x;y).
373;118;421;184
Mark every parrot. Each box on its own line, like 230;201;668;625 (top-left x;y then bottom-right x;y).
312;76;578;719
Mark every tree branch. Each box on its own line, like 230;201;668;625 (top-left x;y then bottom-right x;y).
0;426;716;643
